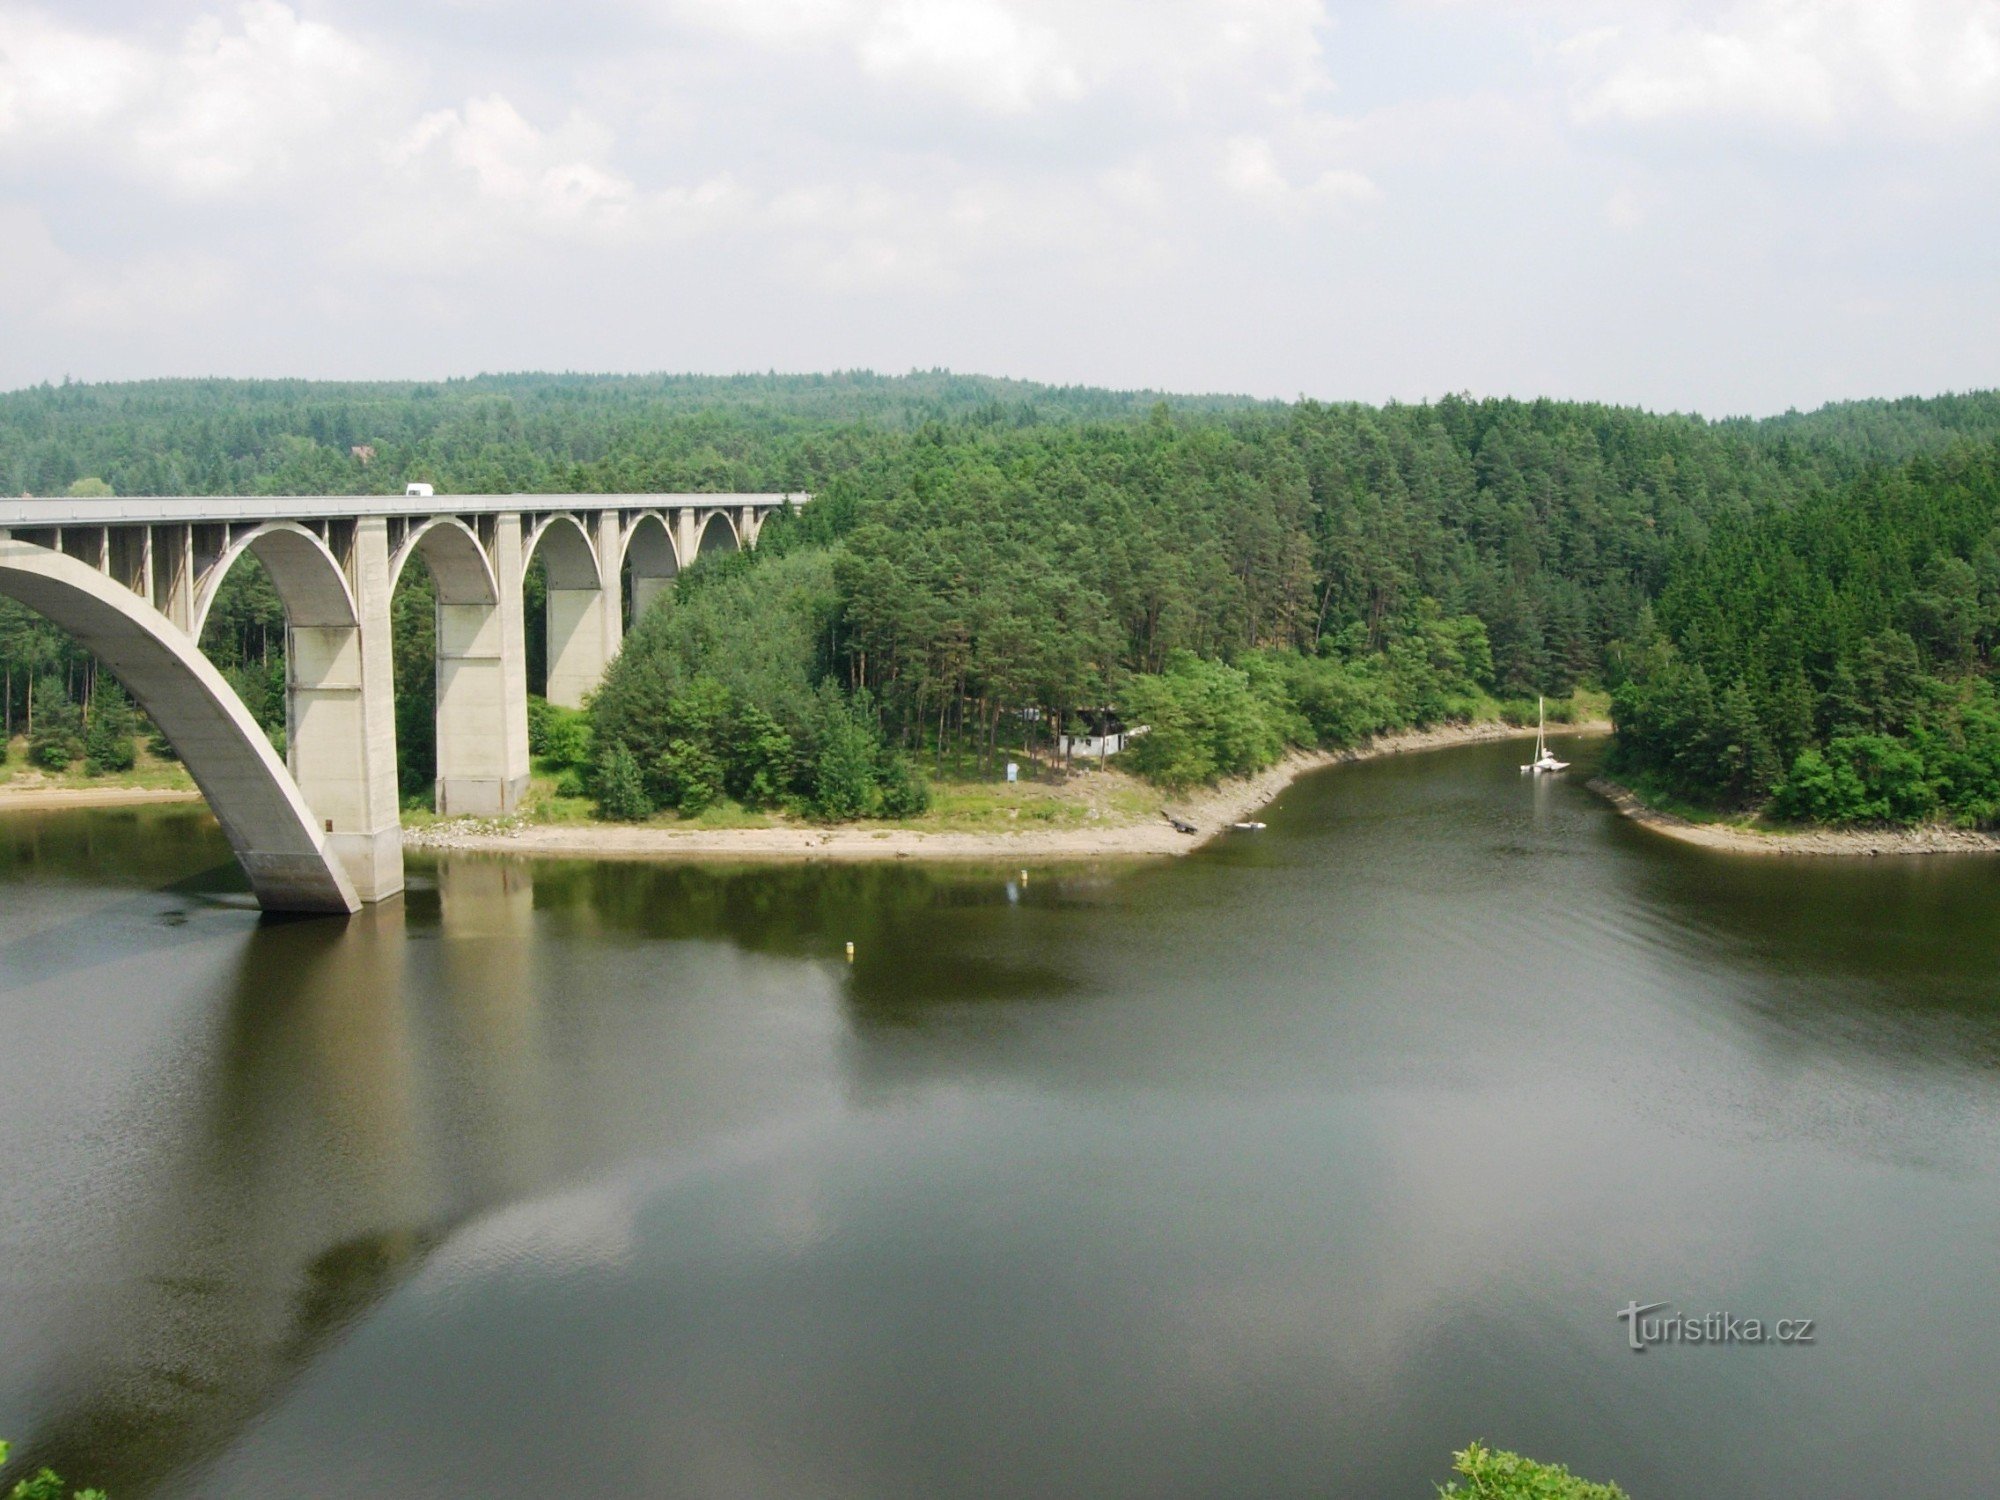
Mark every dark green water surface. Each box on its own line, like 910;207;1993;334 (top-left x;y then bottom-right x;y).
4;734;1999;1498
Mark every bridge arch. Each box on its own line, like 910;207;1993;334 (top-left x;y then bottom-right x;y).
192;522;358;641
184;521;398;903
620;511;679;625
695;511;740;560
390;517;509;816
389;516;498;605
523;513;601;589
525;514;608;708
0;539;358;912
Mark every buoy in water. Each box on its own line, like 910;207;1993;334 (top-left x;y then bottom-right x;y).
845;941;855;962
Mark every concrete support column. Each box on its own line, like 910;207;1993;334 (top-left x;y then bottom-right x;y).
675;508;699;573
297;516;403;899
160;524;195;634
435;595;511;816
542;514;613;712
492;513;533;810
543;587;609;710
630;571;672;622
595;510;624;667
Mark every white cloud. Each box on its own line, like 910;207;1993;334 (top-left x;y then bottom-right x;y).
858;0;1080;114
0;202;229;332
648;0;1331;121
1566;0;2000;134
0;0;1994;411
390;97;639;234
0;1;397;193
1222;134;1377;207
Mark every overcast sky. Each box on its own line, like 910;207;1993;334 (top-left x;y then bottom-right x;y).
2;0;1996;414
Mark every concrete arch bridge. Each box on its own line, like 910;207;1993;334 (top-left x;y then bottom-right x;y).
0;493;802;914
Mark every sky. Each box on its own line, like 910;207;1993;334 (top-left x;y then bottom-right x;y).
1;0;1996;415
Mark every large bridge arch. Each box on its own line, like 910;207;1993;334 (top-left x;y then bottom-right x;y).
619;511;680;625
390;518;511;816
524;513;608;708
184;521;398;902
0;538;358;913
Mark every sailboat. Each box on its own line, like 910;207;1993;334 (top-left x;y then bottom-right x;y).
1520;696;1569;774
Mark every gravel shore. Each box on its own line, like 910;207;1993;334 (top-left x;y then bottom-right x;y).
1589;775;2000;857
406;719;1609;864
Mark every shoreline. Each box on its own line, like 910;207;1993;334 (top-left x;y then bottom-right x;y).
406;718;1610;865
1588;775;2000;858
0;783;203;811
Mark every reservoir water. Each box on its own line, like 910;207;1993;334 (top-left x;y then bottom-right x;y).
3;734;1999;1498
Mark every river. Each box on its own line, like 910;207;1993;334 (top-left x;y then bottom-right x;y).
3;734;1998;1498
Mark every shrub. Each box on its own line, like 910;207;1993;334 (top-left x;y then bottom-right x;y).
1772;734;1937;824
0;1439;108;1499
527;696;592;764
28;676;82;771
593;742;653;822
1437;1442;1626;1500
876;754;931;817
653;737;726;816
809;687;880;819
84;681;138;775
726;705;796;809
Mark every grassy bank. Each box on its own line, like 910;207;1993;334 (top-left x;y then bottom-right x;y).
0;737;196;794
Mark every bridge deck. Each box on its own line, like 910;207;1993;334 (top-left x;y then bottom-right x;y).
0;493;806;526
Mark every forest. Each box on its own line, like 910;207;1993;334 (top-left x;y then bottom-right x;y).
5;372;2000;825
1609;446;2000;824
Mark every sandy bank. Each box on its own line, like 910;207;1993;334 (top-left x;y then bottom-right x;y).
0;784;203;812
408;718;1609;864
1589;775;2000;858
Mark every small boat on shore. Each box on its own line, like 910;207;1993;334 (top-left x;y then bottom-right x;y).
1521;697;1569;775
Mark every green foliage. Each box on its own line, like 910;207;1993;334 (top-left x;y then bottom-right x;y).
654;736;727;815
527;696;592;765
83;680;137;775
391;555;438;797
0;1439;110;1500
593;741;652;822
1437;1442;1626;1500
1613;445;2000;824
876;753;932;817
729;705;798;808
27;676;81;770
594;550;908;818
811;689;881;819
1771;735;1936;824
1116;652;1295;787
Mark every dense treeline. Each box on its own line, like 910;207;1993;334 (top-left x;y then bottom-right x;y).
1611;445;2000;825
6;373;2000;818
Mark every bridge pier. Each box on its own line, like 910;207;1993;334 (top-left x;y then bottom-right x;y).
313;518;405;901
